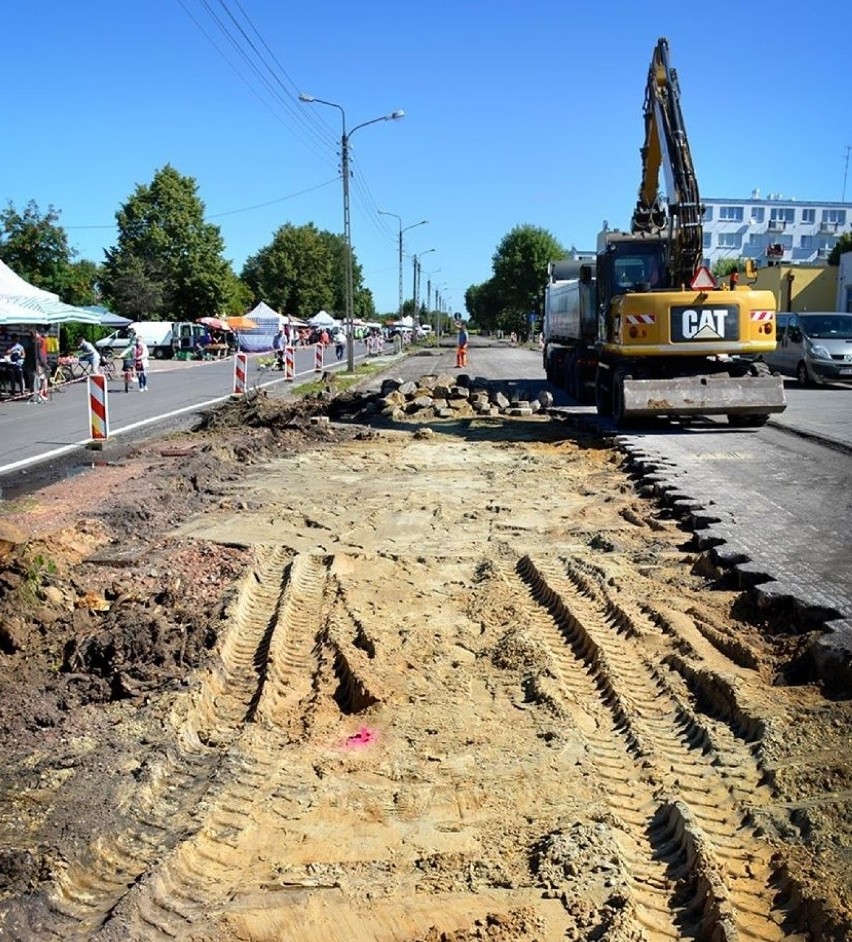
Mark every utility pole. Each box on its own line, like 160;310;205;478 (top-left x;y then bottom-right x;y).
843;145;851;203
411;255;418;323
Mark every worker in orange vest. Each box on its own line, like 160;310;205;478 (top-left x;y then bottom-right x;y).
456;323;468;368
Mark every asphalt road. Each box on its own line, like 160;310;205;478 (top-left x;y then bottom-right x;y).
0;343;366;475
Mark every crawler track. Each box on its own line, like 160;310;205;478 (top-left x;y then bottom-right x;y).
515;554;805;940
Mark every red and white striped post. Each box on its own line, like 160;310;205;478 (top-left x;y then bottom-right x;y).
87;373;109;448
284;346;295;382
314;343;324;372
232;352;248;397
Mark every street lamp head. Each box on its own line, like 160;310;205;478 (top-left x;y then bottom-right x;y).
389;110;405;120
298;93;314;102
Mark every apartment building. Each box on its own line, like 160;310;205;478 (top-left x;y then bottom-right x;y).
701;190;851;268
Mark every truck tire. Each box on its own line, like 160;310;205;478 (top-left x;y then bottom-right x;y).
594;368;612;417
727;414;770;428
612;367;632;427
565;351;579;401
153;347;166;360
795;361;811;388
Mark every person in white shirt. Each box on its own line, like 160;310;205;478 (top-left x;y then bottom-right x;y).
78;338;100;374
134;337;150;391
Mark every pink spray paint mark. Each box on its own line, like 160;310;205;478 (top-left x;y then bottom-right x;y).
344;726;377;749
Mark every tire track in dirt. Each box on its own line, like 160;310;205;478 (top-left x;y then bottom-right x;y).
490;560;682;940
517;553;808;941
96;553;331;941
24;547;294;940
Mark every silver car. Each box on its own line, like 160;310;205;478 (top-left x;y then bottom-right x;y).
763;312;852;386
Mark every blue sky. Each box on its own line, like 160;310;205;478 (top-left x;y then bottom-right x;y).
3;0;850;316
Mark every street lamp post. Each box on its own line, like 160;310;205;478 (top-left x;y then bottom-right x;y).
434;282;448;340
425;268;441;317
299;93;404;371
411;248;435;328
378;211;428;320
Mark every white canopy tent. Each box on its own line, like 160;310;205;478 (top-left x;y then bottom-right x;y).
247;300;308;329
308;310;338;327
0;260;59;300
0;260;101;325
0;295;103;326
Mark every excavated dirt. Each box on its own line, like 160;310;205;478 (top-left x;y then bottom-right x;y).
0;391;850;942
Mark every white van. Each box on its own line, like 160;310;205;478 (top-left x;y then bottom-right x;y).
763;312;852;386
97;321;176;359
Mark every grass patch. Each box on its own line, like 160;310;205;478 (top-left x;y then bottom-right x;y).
292;360;386;398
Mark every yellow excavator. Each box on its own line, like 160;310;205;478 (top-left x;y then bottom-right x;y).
543;37;786;426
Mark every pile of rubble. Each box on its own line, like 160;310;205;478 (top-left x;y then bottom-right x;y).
372;373;554;422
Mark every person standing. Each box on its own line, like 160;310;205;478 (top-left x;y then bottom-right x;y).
134;336;150;391
456;322;469;368
32;329;50;402
78;337;100;374
333;328;345;361
272;326;286;370
7;333;25;397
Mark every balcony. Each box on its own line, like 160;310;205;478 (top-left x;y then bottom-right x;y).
767;219;787;232
820;221;840;233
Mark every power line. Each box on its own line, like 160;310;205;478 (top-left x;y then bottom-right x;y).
228;0;338;146
65;177;340;230
209;177;339;218
213;0;337;149
178;0;336;168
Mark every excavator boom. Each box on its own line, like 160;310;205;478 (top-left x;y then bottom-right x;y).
632;37;703;288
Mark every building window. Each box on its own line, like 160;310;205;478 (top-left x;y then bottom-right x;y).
703;233;711;248
703;206;713;221
801;208;816;224
719;206;743;222
718;233;742;249
819;237;838;252
778;235;793;249
749;233;763;246
770;207;795;223
822;209;847;226
750;207;765;223
800;235;814;249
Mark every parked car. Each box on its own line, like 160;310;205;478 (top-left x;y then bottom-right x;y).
763;312;852;386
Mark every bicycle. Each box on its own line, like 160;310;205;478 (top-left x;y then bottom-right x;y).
50;356;84;388
121;356;135;393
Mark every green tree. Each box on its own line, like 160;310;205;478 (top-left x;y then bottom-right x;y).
103;254;169;321
242;223;335;317
242;223;370;319
465;279;501;332
471;224;566;335
221;269;253;316
493;224;565;320
711;258;743;278
61;259;101;306
828;233;852;266
353;285;377;321
101;165;234;321
0;199;74;295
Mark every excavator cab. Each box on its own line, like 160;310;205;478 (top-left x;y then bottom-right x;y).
598;236;668;305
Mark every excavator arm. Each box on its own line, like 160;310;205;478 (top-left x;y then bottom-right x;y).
631;37;703;288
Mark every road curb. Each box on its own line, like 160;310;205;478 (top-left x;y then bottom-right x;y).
614;435;851;699
766;419;852;456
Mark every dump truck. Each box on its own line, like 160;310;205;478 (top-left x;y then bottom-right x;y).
543;37;786;426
